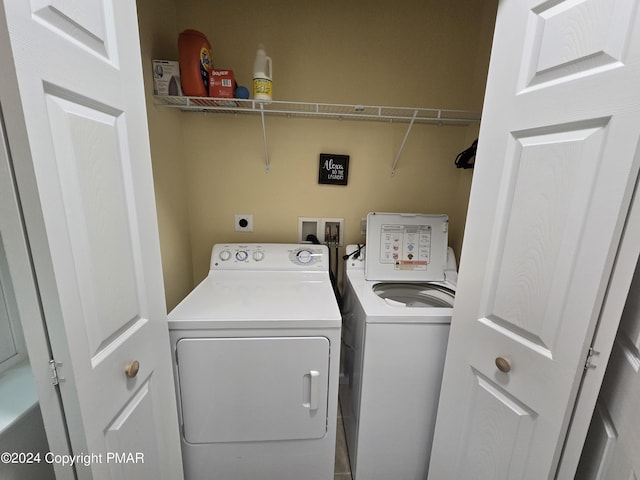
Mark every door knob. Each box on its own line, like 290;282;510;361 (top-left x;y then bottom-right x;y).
125;360;140;378
495;356;511;373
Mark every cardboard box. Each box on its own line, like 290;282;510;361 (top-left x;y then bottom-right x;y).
152;60;182;96
209;69;235;98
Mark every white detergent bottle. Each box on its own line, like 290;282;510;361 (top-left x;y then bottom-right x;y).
253;44;272;102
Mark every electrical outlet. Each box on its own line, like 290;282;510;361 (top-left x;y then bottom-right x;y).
235;214;253;232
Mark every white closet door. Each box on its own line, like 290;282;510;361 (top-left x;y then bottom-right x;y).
429;0;640;478
0;1;183;478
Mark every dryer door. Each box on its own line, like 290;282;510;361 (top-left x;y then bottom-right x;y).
176;336;330;443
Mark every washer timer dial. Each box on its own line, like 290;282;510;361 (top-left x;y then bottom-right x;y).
296;249;313;264
290;247;323;266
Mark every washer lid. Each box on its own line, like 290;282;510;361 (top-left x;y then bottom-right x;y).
365;213;449;281
372;282;455;308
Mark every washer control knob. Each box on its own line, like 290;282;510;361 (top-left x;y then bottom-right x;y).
219;250;231;261
235;250;249;261
252;250;265;262
297;249;313;264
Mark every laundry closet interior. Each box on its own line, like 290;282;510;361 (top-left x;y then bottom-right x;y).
136;0;498;311
135;1;499;479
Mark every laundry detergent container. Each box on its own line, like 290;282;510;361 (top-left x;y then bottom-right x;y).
178;29;212;96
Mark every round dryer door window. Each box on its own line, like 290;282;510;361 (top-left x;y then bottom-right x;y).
372;283;455;308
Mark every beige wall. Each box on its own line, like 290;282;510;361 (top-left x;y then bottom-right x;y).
139;0;498;301
138;0;194;310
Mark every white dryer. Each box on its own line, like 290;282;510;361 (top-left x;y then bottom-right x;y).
168;243;341;480
340;213;457;480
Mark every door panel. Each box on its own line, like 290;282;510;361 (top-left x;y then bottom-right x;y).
521;0;636;90
457;370;537;480
618;274;640;350
576;403;617;479
486;122;606;354
104;381;161;478
45;91;142;358
31;0;112;58
429;0;640;478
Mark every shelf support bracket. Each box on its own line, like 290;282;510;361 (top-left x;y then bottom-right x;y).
391;109;418;176
259;103;270;173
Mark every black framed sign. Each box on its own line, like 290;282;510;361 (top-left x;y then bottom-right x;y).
318;153;349;185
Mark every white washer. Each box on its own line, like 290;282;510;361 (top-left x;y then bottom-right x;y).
340;213;457;480
168;243;341;480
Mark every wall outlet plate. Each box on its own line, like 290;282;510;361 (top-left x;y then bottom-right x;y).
235;214;253;232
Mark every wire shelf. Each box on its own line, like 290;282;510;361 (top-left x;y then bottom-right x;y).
153;96;481;126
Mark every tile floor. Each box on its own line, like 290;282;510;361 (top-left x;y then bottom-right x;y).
334;404;353;480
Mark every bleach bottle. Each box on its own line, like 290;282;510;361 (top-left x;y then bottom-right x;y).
253;44;272;102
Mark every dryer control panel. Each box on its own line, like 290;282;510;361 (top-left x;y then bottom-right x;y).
210;243;329;271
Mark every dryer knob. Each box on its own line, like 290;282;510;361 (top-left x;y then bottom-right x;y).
252;250;265;262
235;250;249;261
219;250;231;261
297;249;313;264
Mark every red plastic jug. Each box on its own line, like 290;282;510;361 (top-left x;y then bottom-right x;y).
178;29;212;96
